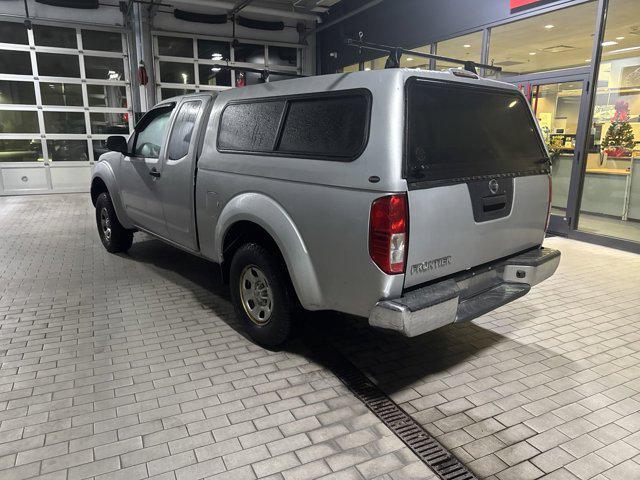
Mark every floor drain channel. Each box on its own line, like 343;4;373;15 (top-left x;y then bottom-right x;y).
313;342;477;480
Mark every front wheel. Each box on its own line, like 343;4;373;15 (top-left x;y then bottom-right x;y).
229;243;294;347
95;192;134;253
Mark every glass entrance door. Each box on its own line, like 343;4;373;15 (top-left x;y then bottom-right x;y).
530;80;586;233
510;73;590;235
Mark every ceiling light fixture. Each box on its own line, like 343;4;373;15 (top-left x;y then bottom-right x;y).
406;57;414;61
544;24;555;30
463;44;471;48
601;40;618;46
529;52;536;56
616;36;625;40
605;45;640;55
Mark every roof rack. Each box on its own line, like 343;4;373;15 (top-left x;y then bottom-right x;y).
210;64;307;82
344;38;502;75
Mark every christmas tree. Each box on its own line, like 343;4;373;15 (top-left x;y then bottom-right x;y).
601;100;635;158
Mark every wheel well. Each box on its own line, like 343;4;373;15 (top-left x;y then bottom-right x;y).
90;177;108;206
221;221;285;284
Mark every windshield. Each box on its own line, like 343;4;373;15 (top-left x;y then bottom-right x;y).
405;78;548;185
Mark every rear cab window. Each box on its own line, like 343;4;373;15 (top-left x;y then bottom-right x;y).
217;90;371;161
405;78;549;187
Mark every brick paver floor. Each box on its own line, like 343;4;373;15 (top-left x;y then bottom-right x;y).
0;194;433;480
1;193;639;480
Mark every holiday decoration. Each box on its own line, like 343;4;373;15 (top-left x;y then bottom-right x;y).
601;100;635;158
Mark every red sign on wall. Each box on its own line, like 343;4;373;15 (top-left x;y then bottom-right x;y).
510;0;556;12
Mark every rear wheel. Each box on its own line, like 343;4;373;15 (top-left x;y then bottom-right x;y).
230;243;294;347
96;192;133;253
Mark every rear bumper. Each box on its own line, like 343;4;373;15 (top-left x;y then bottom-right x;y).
369;247;560;337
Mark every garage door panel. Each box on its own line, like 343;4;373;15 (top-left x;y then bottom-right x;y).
49;165;92;191
1;167;49;193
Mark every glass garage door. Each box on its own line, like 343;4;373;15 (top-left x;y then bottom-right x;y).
0;20;133;195
152;33;303;101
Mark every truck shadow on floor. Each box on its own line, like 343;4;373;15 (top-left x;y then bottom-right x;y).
126;235;509;396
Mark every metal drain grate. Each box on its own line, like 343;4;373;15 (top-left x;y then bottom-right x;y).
313;343;478;480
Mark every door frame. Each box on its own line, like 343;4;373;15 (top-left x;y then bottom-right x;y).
502;67;592;236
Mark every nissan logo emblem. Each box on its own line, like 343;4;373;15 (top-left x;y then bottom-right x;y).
488;179;499;194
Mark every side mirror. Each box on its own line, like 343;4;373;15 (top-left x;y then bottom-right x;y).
106;136;128;155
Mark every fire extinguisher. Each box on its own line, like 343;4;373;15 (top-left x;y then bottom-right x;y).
236;71;246;88
137;61;148;86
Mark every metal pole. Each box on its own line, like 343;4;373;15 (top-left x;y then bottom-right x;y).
481;27;491;77
565;0;609;231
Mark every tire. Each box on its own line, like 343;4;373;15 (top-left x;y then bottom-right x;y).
229;243;294;347
95;192;134;253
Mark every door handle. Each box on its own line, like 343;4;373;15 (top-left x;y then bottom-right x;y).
149;168;161;178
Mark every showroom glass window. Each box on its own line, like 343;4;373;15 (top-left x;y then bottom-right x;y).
0;20;132;163
435;32;482;71
154;34;303;100
488;1;597;76
577;0;640;243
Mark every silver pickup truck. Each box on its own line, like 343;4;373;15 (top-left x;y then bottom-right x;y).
91;68;560;346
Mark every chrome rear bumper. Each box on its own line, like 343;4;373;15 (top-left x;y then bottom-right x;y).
369;247;560;337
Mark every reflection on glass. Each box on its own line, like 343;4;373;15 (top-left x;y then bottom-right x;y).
47;140;89;161
0;81;36;104
37;53;80;77
435;31;483;71
198;64;231;87
81;30;122;52
235;43;265;64
90;112;129;134
488;2;597;76
87;84;127;108
44;111;86;134
159;62;195;84
578;0;640;243
158;36;193;57
160;88;193;100
0;51;32;75
0;111;39;133
0;21;28;45
0;140;42;162
84;56;125;80
197;39;230;61
33;25;77;48
268;46;296;67
40;83;83;106
92;139;119;161
530;82;583;213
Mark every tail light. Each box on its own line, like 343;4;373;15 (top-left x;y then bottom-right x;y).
369;194;408;274
544;174;552;232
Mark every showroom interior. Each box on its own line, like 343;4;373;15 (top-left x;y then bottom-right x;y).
1;0;640;480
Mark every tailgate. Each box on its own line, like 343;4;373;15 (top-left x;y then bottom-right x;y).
403;77;550;288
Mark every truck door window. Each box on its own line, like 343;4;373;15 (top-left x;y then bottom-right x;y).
167;101;201;160
133;106;174;158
